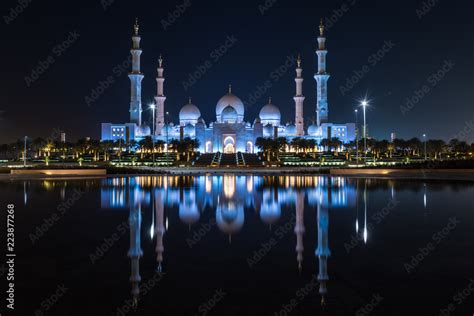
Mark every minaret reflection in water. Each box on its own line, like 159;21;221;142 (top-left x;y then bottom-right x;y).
100;176;357;306
315;177;331;307
128;184;143;307
294;191;305;272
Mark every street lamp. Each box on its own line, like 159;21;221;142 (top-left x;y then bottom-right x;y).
354;109;359;166
149;104;156;166
422;133;427;160
360;100;369;156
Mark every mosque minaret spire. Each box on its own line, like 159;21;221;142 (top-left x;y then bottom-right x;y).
129;18;144;126
314;18;330;126
154;55;166;135
294;54;305;136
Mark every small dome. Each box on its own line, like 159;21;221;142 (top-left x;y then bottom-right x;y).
285;124;297;136
308;124;320;136
197;117;206;126
184;123;195;137
221;105;238;123
263;124;274;137
137;124;151;136
259;98;281;126
179;100;201;125
253;117;262;125
161;123;174;136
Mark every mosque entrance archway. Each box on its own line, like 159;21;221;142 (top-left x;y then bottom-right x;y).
224;143;235;154
246;141;253;153
223;136;236;154
206;141;213;153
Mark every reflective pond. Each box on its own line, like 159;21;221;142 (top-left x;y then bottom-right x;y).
1;175;473;315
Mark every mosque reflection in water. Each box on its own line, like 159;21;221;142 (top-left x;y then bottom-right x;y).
100;175;362;306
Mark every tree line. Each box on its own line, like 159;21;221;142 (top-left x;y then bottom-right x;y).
0;136;200;162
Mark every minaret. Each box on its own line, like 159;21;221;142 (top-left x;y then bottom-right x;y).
294;55;305;136
294;191;305;271
154;55;166;135
129;18;144;126
314;19;330;126
315;194;331;306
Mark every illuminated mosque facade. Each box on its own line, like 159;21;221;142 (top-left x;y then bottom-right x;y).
101;20;355;153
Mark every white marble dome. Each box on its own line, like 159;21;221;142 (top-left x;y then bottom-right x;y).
184;123;195;137
259;98;281;126
137;124;151;136
308;123;320;136
216;87;244;122
179;100;201;125
285;123;297;136
263;124;274;138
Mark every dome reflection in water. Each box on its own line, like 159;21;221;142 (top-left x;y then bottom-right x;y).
100;175;357;307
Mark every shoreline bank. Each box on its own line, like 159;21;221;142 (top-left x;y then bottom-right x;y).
1;167;473;181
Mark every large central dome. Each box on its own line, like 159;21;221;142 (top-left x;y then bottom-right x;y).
216;85;245;123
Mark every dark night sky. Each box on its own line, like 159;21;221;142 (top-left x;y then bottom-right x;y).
0;0;473;143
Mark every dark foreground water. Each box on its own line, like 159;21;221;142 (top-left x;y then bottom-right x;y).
0;175;473;316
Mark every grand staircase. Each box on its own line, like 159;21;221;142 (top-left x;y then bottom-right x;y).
219;153;236;166
193;153;215;166
193;152;262;167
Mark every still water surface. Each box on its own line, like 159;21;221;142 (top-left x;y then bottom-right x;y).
1;175;473;316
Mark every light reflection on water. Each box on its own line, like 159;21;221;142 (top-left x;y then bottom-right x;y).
99;175;360;306
10;175;474;315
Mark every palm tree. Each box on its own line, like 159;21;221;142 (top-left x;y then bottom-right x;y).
113;139;124;159
128;140;138;153
393;138;407;156
297;139;314;156
320;138;330;152
427;139;445;159
330;137;343;153
256;137;273;162
387;142;395;158
89;139;101;161
101;140;114;161
407;137;422;156
31;137;46;158
372;140;389;159
273;137;287;159
154;139;166;153
290;137;302;153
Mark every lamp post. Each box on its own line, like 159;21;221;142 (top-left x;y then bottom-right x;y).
354;109;359;166
150;104;156;166
422;133;427;160
360;100;369;157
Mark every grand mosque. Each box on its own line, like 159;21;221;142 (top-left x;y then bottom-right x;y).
101;19;355;153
